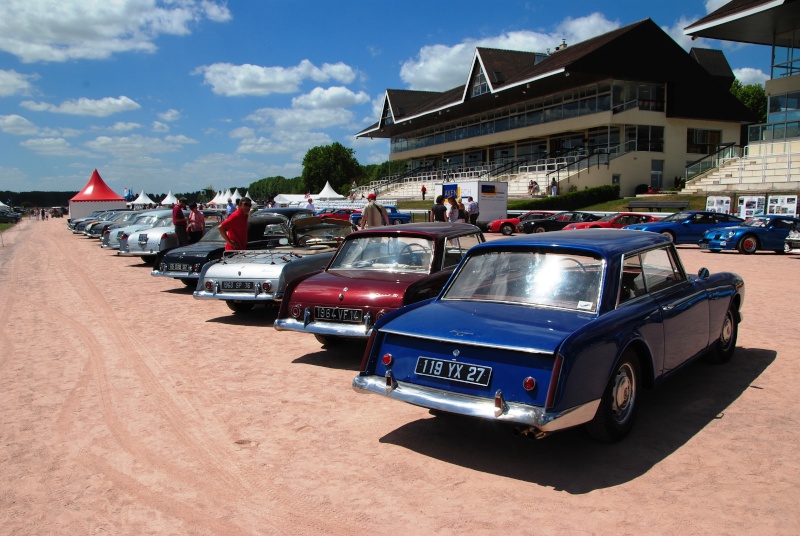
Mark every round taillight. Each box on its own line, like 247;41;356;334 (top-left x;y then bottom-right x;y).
120;233;128;240
205;281;213;291
193;263;201;272
375;310;386;320
161;233;168;240
291;305;302;318
262;281;272;291
523;377;537;391
103;230;110;236
382;353;393;366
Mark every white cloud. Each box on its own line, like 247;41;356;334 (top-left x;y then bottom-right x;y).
705;0;728;14
194;60;357;96
158;108;181;122
0;0;232;63
152;121;169;132
663;17;707;51
0;114;61;136
246;107;354;131
20;137;94;157
20;96;141;117
734;67;769;86
292;86;370;109
229;126;255;139
107;122;141;132
84;133;196;158
400;13;620;91
234;129;332;156
0;69;38;97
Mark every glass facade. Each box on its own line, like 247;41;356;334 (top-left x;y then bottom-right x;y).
748;30;800;142
389;80;665;154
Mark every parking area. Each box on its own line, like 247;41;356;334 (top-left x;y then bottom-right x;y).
0;219;798;535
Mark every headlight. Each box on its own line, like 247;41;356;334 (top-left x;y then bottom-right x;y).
722;230;736;239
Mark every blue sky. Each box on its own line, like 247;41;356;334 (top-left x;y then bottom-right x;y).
0;0;772;195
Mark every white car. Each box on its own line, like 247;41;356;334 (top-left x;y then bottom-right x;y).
101;210;172;250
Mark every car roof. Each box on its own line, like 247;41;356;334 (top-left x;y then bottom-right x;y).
473;228;669;257
254;207;313;217
347;222;482;239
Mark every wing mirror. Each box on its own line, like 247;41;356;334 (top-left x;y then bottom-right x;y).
697;267;709;279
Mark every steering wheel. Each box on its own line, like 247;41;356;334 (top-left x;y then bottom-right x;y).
560;257;586;272
397;243;430;257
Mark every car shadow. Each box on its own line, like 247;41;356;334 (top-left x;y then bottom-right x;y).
293;343;367;371
161;286;195;294
378;347;775;494
205;307;280;326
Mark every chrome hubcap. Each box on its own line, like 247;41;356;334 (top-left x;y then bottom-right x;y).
611;363;635;424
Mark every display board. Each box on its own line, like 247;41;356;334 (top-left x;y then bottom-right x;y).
766;195;798;216
706;196;732;214
736;195;766;219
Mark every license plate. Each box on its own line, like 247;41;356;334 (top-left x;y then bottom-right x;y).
138;233;149;244
222;281;254;290
168;263;191;271
314;307;363;322
415;356;492;387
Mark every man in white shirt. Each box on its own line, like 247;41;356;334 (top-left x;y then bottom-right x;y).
466;196;479;225
304;198;316;211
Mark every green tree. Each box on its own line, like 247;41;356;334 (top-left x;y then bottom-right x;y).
730;79;767;123
301;142;361;194
248;176;304;200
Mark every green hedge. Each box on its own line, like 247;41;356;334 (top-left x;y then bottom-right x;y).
508;185;620;211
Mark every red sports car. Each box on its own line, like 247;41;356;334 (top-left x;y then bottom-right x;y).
316;208;361;221
562;212;661;230
274;222;485;346
487;210;558;235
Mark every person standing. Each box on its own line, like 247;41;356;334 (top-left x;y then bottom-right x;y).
173;197;189;246
187;202;205;243
360;193;390;229
218;197;252;250
226;198;235;216
466;196;479;225
421;184;427;201
430;195;446;222
304;198;316;211
550;178;558;196
446;196;459;223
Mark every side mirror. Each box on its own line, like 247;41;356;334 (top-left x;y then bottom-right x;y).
697;267;710;279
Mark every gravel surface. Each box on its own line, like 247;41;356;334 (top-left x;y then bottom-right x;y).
1;218;798;535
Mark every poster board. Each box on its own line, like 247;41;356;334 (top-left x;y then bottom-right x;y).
706;196;732;214
766;195;798;216
736;196;765;219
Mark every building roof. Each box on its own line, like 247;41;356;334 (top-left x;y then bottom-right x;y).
70;169;125;202
358;18;754;140
689;47;736;88
684;0;800;46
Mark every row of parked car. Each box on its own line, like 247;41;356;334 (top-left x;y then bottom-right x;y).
68;205;747;443
487;209;800;254
0;206;23;223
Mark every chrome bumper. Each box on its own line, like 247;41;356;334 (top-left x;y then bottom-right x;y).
151;269;198;279
274;317;370;338
193;289;279;302
117;250;156;257
352;375;600;432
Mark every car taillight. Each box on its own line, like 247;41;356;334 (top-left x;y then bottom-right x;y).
120;233;128;240
523;377;536;391
291;305;302;318
261;281;272;292
161;233;168;240
192;263;201;272
382;353;393;366
205;281;213;291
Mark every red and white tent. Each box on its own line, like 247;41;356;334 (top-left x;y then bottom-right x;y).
69;169;127;220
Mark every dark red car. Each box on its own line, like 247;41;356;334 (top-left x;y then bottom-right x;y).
316;208;361;221
562;212;661;230
274;223;485;346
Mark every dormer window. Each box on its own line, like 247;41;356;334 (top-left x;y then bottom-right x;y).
471;70;489;97
381;102;394;126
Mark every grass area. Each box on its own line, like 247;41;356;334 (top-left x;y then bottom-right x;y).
397;195;710;213
0;223;14;233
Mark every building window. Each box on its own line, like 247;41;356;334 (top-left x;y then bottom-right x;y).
687;128;721;154
651;160;664;189
612;174;620;185
472;70;489;97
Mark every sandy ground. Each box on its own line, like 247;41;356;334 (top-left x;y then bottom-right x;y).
0;217;798;535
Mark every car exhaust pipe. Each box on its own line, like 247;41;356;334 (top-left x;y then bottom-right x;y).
512;426;549;440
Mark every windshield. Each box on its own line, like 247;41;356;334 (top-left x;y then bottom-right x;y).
742;217;769;228
154;217;173;227
443;250;604;313
658;211;691;222
329;236;434;274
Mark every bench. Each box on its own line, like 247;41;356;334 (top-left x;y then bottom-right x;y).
626;200;689;212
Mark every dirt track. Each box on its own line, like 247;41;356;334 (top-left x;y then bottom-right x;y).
1;218;798;535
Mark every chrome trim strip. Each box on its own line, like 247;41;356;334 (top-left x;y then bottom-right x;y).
150;270;198;279
377;327;555;355
352;375;599;432
274;317;371;338
193;290;277;302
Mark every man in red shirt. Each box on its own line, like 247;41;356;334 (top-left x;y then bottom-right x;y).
173;197;189;246
218;197;252;250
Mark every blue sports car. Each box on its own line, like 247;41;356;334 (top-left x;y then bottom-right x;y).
350;206;411;226
698;214;800;254
623;210;744;244
353;229;744;442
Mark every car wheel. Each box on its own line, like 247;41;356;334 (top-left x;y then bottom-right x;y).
705;305;738;364
392;219;403;225
534;226;547;233
180;278;195;287
314;334;343;346
500;223;514;236
586;350;640;442
660;231;674;242
737;234;758;254
226;301;255;313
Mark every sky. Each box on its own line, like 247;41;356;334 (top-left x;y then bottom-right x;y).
0;0;773;196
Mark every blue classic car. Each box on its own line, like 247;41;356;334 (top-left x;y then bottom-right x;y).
353;229;744;442
623;210;744;244
350;206;411;226
699;215;800;254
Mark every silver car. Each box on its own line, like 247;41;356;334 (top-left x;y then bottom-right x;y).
101;209;172;249
193;216;355;313
118;211;224;263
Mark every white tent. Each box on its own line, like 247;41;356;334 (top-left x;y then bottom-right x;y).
208;191;223;205
274;194;312;206
0;199;8;208
231;189;242;202
244;191;251;200
161;191;179;206
131;190;157;207
316;181;344;200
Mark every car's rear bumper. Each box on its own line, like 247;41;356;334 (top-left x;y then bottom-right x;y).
151;269;198;279
194;288;279;303
274;316;370;338
352;374;600;433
